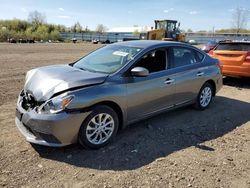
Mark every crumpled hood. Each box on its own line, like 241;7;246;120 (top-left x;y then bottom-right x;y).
24;64;108;101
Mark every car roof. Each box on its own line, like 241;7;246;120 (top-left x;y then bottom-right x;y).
111;40;190;49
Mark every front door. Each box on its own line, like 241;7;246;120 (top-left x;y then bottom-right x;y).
125;48;176;122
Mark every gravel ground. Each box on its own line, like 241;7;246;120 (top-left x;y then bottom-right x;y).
0;43;250;188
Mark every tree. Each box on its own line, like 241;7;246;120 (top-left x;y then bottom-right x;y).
0;28;11;41
28;11;46;29
232;7;249;34
34;25;49;40
0;18;65;41
9;19;29;32
72;22;82;33
133;29;140;36
84;26;90;33
96;24;107;34
49;30;60;40
57;25;66;32
25;26;34;39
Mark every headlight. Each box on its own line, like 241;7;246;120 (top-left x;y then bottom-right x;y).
38;95;74;114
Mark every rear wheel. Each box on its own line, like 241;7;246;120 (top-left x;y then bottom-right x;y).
195;82;213;110
78;105;119;149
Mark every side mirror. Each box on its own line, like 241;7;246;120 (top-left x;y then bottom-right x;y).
131;67;149;77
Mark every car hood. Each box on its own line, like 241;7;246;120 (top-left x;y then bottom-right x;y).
24;64;108;101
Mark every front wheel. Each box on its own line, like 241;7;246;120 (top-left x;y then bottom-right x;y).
195;82;213;110
78;105;119;149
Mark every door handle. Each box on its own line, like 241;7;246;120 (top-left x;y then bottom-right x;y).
164;78;175;84
197;72;204;77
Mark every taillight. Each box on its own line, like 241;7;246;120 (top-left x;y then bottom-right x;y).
246;52;250;62
208;50;214;56
217;61;223;72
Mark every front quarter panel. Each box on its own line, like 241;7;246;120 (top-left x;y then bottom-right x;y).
66;76;127;118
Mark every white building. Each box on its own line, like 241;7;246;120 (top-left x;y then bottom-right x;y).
108;26;152;33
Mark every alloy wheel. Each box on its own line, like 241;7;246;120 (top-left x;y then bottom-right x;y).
86;113;115;145
200;86;212;108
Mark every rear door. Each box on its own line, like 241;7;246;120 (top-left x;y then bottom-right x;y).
169;46;206;105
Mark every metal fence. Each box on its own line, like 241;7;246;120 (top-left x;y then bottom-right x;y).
60;32;250;44
60;32;140;43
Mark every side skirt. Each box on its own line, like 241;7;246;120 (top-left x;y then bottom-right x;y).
126;100;195;126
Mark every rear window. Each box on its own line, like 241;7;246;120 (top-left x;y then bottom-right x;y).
215;43;250;51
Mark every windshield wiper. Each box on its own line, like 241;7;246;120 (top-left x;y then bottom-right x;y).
78;67;86;71
76;66;98;73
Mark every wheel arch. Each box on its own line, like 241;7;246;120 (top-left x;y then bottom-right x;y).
91;101;124;130
205;79;216;96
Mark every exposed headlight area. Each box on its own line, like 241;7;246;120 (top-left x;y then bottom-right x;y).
37;95;74;114
19;90;74;114
19;90;41;111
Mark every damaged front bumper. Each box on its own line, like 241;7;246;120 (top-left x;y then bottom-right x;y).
15;94;90;147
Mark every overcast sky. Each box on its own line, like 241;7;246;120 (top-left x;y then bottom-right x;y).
0;0;249;31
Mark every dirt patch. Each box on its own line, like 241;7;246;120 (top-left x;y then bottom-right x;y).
0;43;250;188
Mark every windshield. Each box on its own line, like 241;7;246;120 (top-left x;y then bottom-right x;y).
74;45;142;74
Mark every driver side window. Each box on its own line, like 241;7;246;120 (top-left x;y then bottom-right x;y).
135;49;167;73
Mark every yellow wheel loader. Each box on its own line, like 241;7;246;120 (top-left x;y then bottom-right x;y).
147;20;186;42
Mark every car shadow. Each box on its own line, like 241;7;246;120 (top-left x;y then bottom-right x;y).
32;96;250;171
223;77;250;89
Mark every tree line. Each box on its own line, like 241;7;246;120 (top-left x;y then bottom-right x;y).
0;11;64;42
0;11;108;42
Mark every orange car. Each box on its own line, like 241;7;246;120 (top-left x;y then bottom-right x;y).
209;41;250;77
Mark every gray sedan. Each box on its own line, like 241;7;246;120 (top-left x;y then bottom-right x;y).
15;40;222;149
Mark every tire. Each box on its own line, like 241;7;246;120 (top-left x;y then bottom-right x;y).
78;105;119;149
194;82;214;110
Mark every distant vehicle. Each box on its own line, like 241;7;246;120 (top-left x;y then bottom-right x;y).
9;38;34;44
92;39;111;44
210;41;250;77
18;39;27;43
27;39;35;43
8;38;17;43
92;39;99;44
72;38;77;43
103;40;111;44
202;41;218;53
15;40;222;149
147;20;186;42
188;39;197;45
